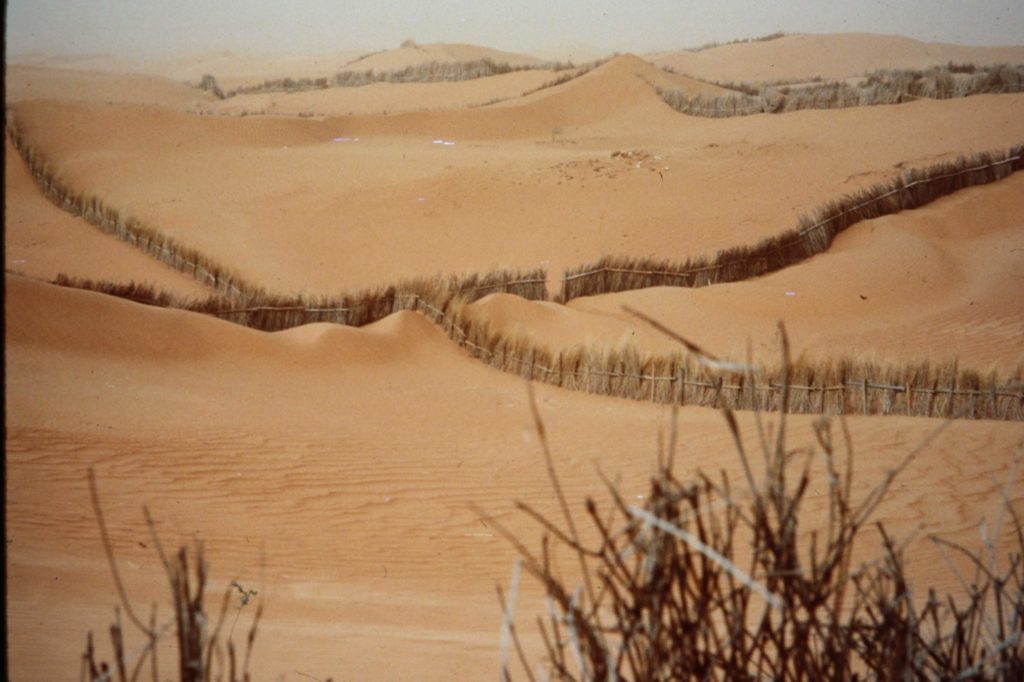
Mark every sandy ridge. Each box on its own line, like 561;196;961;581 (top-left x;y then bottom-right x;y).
7;35;1024;680
650;33;1024;84
7;106;1023;418
7;269;1024;679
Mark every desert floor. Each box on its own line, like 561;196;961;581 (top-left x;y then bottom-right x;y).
6;34;1024;680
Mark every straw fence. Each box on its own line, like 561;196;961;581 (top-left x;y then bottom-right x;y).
47;275;1024;422
659;63;1024;119
560;143;1024;301
411;296;1024;421
8;112;1023;421
6;110;549;328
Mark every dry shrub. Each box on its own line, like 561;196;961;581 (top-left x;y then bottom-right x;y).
492;328;1024;679
82;470;263;682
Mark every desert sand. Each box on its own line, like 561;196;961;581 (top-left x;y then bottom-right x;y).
5;33;1024;680
650;32;1024;83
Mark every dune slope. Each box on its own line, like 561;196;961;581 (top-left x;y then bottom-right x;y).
7;60;1023;294
651;33;1024;83
466;172;1024;373
7;274;1024;679
4;135;212;298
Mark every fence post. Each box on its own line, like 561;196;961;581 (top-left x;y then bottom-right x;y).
679;367;686;406
712;377;725;408
862;378;869;416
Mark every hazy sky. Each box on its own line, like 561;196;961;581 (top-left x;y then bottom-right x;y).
6;1;1023;59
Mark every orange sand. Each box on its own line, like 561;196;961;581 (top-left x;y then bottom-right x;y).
6;35;1024;680
7;54;1023;295
7;275;1023;679
651;32;1024;83
468;173;1024;372
4;137;211;298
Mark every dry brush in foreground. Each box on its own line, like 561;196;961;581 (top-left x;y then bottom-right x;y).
81;470;264;682
490;334;1024;679
73;327;1023;679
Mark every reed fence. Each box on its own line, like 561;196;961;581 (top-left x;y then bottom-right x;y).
393;294;1024;422
659;63;1024;120
8;111;1023;421
560;144;1024;301
7;110;549;325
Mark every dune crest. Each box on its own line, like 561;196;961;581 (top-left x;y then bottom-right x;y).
652;32;1024;83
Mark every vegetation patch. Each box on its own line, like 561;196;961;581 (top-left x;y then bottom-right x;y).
561;144;1024;300
659;63;1024;118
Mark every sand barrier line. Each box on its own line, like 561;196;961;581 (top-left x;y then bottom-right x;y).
5;118;264;302
797;153;1023;237
213;305;352;314
660;64;1024;119
458;278;549;294
563;150;1021;285
8;120;1022;417
8;121;547;308
397;295;1023;405
563;259;771;283
9;112;1019;309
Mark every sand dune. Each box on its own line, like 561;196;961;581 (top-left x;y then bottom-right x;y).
8;68;1023;294
7;274;1023;679
339;41;545;72
204;51;730;119
651;32;1024;83
7;35;1024;680
5;65;214;109
467;173;1024;373
4;136;211;298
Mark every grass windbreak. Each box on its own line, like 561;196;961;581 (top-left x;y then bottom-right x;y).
659;63;1024;118
6;114;1023;421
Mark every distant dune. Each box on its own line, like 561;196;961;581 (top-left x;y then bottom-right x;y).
8;66;1021;294
5;64;214;108
7;50;369;90
651;32;1024;83
339;41;546;72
